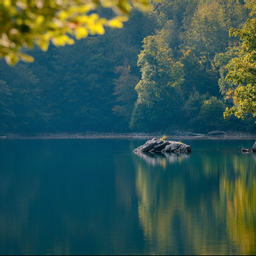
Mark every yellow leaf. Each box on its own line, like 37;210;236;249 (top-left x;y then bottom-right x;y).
20;54;34;62
35;15;44;25
76;16;90;23
3;0;11;7
107;16;128;28
5;54;19;66
58;11;69;21
108;19;123;28
52;35;74;46
66;38;75;45
75;27;88;39
77;5;93;13
90;23;105;35
90;13;99;21
38;40;49;51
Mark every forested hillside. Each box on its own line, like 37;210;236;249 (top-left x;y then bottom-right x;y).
1;0;256;134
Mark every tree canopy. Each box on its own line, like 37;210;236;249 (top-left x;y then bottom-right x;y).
0;0;154;65
1;0;256;134
130;33;184;131
224;1;256;119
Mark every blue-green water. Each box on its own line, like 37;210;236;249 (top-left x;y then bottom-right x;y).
0;139;256;255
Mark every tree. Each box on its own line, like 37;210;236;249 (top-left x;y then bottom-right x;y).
182;0;247;59
183;91;207;129
214;47;236;97
0;80;14;132
197;96;226;131
180;50;219;98
113;60;139;124
0;0;155;65
224;1;256;120
0;61;45;133
0;6;158;134
130;33;184;132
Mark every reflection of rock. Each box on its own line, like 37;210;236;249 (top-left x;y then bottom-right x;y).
134;150;190;166
252;153;256;163
134;138;192;154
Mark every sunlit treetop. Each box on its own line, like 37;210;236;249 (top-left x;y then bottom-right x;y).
0;0;156;65
246;0;256;15
224;1;256;119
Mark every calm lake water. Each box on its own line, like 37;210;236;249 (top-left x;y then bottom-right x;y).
0;139;256;255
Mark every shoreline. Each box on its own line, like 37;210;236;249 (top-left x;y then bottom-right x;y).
1;132;256;140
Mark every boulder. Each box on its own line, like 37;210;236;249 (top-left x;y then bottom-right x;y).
162;143;173;153
153;141;170;152
178;143;191;153
140;138;158;152
172;142;180;150
252;141;256;152
134;139;191;154
184;145;192;153
133;138;159;153
242;147;250;153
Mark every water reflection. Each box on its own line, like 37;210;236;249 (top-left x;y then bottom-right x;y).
134;146;256;255
0;140;119;255
219;153;256;255
134;151;190;168
1;140;256;255
252;153;256;163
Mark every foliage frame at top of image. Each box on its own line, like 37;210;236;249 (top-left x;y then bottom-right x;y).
224;0;256;120
0;0;157;65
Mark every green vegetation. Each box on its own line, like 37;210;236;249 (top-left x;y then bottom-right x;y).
224;0;256;120
1;0;256;134
0;0;154;65
130;32;184;132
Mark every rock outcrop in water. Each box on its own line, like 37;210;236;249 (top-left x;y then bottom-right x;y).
241;141;256;153
252;141;256;152
133;138;192;154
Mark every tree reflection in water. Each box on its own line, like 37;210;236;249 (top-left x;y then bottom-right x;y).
134;149;256;255
1;140;256;255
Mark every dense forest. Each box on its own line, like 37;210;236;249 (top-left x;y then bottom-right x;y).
1;0;256;134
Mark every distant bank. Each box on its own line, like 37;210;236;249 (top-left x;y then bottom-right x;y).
1;131;256;140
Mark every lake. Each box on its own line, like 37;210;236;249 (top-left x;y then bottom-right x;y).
0;139;256;255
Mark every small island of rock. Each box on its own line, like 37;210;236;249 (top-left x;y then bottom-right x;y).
134;138;192;154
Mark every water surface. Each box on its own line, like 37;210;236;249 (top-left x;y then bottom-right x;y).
0;139;256;255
